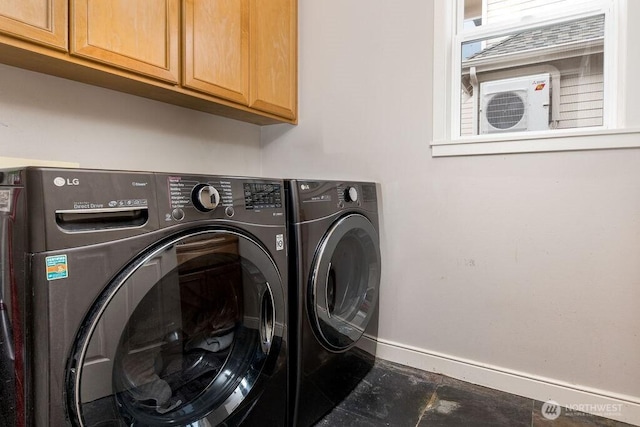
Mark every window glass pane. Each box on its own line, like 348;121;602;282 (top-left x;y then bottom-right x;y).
459;14;605;136
462;19;483;60
463;0;483;26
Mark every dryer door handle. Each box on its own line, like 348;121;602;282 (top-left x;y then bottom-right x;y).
325;262;337;318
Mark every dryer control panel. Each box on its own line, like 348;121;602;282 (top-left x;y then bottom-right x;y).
288;180;379;223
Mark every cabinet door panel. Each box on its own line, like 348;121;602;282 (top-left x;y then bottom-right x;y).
72;0;179;83
0;0;67;50
183;0;249;105
249;0;297;119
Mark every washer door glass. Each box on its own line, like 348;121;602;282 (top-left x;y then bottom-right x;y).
67;229;283;427
310;214;381;352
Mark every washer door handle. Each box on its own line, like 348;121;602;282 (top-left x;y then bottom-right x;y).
259;283;275;353
0;300;13;361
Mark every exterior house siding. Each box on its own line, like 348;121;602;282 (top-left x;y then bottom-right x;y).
461;94;476;136
557;72;604;128
485;0;595;24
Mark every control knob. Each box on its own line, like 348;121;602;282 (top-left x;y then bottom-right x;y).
344;186;358;203
192;184;220;212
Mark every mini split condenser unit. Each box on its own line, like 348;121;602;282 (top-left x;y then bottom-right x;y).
479;73;550;134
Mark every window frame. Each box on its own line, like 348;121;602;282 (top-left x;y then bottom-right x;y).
431;0;637;157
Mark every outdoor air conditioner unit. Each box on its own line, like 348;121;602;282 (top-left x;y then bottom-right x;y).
479;73;550;134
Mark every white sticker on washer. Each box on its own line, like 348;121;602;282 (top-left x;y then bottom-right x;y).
0;190;10;212
275;234;284;251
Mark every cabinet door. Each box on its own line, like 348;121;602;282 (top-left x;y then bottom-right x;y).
249;0;297;120
71;0;179;83
183;0;249;105
0;0;67;50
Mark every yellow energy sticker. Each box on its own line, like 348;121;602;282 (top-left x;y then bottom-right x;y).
46;255;68;281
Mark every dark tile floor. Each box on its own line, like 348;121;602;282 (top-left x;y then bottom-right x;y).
316;359;634;427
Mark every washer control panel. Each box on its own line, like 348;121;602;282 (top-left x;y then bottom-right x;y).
192;184;221;212
158;174;285;226
167;176;232;211
244;182;282;210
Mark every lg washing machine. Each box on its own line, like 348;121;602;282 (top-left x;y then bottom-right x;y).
0;167;289;426
286;180;381;427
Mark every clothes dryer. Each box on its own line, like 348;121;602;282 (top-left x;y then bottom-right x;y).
0;167;289;426
286;180;381;427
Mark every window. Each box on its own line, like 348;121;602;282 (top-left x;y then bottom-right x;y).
431;0;639;156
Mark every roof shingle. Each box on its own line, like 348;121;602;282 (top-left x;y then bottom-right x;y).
465;14;604;61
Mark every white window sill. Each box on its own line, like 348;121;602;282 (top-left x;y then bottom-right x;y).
430;127;640;157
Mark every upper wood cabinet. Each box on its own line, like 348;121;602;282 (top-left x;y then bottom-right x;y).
249;0;297;120
0;0;297;124
183;0;250;104
71;0;180;83
184;0;297;120
0;0;67;50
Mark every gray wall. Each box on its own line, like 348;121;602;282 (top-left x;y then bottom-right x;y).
0;64;262;175
261;0;640;414
1;0;639;422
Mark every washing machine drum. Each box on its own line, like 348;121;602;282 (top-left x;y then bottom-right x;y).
309;214;381;352
66;228;284;427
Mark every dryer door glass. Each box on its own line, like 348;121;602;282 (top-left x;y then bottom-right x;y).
310;214;381;351
67;229;284;427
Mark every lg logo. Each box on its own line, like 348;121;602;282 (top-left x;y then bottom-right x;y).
54;177;80;187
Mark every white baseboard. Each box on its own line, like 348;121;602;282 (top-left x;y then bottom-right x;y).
364;337;640;426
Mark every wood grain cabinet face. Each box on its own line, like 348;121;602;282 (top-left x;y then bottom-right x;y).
184;0;297;120
71;0;180;83
183;0;250;105
249;0;297;120
0;0;296;124
0;0;67;50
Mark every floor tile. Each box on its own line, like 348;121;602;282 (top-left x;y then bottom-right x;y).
316;407;390;427
315;360;631;427
416;380;533;427
318;359;439;426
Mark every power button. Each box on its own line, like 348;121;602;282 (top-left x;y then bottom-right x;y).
172;208;185;221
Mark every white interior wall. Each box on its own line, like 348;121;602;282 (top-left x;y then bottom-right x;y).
261;1;640;424
0;64;262;175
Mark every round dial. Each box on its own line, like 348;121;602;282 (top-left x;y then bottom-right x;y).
344;186;358;203
192;184;220;212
